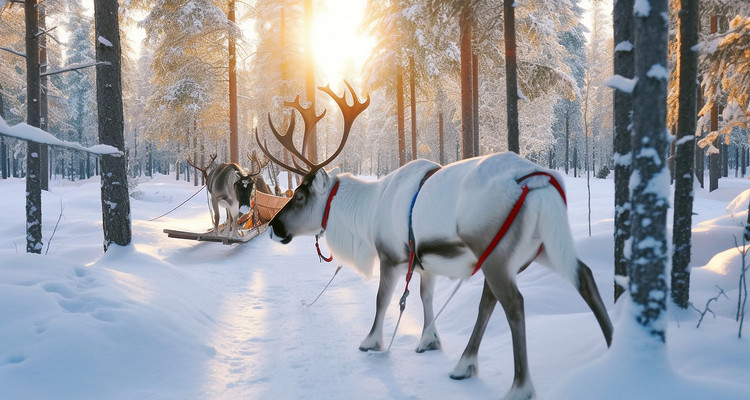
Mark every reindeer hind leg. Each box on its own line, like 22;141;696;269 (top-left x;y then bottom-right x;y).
210;199;221;234
483;262;535;400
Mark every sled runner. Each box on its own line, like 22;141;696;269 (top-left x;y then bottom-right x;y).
163;223;268;244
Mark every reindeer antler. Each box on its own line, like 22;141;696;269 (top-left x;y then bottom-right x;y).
187;153;217;182
255;80;370;176
247;151;270;176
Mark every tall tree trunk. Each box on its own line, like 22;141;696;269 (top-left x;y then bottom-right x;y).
25;0;43;254
409;56;417;161
0;81;8;180
708;15;720;192
304;0;317;164
228;0;238;163
504;0;519;154
459;9;474;159
176;141;181;181
94;0;132;250
472;51;479;156
613;0;634;301
396;67;406;166
565;112;570;175
630;0;669;343
39;4;48;191
438;111;444;165
671;0;699;309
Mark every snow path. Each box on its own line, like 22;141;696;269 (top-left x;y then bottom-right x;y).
155;233;508;399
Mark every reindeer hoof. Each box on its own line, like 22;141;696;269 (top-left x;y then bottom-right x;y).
358;336;382;352
415;335;441;353
503;381;536;400
358;344;381;352
450;356;478;380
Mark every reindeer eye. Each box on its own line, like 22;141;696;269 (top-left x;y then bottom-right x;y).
295;192;305;203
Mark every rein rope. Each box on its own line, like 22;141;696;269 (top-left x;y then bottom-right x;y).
149;185;206;222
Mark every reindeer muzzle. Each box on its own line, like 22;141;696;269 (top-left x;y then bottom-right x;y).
269;219;292;244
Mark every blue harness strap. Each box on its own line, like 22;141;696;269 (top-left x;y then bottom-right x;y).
400;167;441;309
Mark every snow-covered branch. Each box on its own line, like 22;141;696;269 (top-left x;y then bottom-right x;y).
605;75;637;94
0;116;121;156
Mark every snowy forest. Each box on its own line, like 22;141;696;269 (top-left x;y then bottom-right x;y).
1;0;749;189
2;0;750;399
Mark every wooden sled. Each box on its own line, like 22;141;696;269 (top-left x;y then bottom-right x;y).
255;190;291;223
164;190;290;245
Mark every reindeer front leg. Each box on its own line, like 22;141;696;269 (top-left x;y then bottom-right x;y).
416;271;441;352
359;262;397;351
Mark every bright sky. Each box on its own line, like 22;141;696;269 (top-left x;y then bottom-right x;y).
309;0;374;85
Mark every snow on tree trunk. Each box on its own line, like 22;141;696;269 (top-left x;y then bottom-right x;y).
613;0;634;301
671;0;699;309
630;0;670;342
504;0;519;154
25;0;43;254
94;0;131;251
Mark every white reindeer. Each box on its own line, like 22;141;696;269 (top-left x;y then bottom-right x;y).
257;82;613;400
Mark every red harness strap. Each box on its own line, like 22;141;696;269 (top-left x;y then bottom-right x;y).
316;180;340;263
471;171;566;276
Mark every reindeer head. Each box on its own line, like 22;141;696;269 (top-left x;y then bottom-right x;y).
256;81;369;244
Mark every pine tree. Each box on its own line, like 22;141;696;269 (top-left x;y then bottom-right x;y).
553;1;586;175
65;1;97;180
139;0;236;166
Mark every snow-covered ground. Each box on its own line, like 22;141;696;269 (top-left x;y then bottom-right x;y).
0;170;748;399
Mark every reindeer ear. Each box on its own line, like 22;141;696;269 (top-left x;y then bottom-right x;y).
312;169;332;194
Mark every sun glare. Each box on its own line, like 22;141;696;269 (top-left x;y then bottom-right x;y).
310;0;375;86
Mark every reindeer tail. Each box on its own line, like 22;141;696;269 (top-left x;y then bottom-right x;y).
533;182;580;287
534;179;614;345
